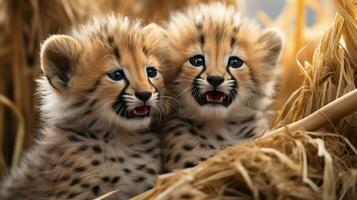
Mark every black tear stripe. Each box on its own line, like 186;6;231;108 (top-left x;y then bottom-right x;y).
112;79;129;118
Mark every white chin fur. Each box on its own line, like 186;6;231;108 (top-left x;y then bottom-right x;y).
99;107;151;131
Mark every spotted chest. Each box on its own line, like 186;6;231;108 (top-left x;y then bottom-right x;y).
1;127;161;200
162;114;263;172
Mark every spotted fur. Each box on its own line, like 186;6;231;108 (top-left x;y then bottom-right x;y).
0;14;169;200
162;3;283;172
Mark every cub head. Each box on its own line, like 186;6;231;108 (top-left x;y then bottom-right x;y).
167;3;282;120
40;15;169;130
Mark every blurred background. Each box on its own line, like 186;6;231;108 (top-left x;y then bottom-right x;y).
0;0;334;177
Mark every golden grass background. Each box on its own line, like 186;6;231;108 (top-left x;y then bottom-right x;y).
0;0;356;199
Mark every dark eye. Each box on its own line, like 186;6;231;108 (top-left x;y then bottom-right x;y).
189;55;205;67
146;67;158;78
107;69;125;81
228;56;244;68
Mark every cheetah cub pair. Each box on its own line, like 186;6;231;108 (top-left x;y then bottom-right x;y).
0;3;282;200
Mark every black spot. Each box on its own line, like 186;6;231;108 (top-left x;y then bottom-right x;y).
111;176;120;184
110;157;116;162
209;144;215;149
83;109;92;116
166;124;187;132
73;166;86;172
228;121;237;125
173;131;182;137
145;146;156;154
189;128;198;136
165;154;172;162
181;193;193;199
184;162;195;168
200;157;207;161
200;143;207;148
88;132;98;140
168;143;175;150
145;185;154;191
146;168;156;175
216;134;225;141
131;153;141;158
182;144;194;151
243;127;255;138
91;160;100;166
174;154;182;163
68;192;80;199
134;176;145;182
70;178;81;186
241;115;255;124
199;135;207;140
141;138;152;144
117;156;124;163
81;183;91;188
59;175;70;182
124;168;131;174
102;176;110;182
56;191;66;197
67;135;82;142
92;185;100;196
77;145;88;152
92;145;102;153
136;164;146;170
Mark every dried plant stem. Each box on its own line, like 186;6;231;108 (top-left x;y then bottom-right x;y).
266;89;357;137
0;95;24;168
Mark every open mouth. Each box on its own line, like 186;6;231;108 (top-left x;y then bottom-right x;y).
131;105;150;118
203;91;227;104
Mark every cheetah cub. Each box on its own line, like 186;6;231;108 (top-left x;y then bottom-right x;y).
162;3;283;171
0;15;169;199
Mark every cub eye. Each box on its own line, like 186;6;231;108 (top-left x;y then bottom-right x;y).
107;69;125;81
146;67;158;78
188;55;205;67
228;56;244;69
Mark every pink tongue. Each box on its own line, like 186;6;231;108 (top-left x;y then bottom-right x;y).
206;92;225;102
133;106;149;116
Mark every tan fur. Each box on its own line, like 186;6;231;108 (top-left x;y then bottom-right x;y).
0;14;169;200
162;3;283;171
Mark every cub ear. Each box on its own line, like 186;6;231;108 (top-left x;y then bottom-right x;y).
258;29;283;66
141;23;168;54
40;35;82;90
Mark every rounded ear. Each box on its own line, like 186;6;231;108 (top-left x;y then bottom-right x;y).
40;35;82;90
141;23;168;55
258;29;283;66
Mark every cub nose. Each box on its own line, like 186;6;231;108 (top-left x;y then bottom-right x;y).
135;91;152;102
207;76;224;87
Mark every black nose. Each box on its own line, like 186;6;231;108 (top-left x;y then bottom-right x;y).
135;91;152;102
207;76;224;87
